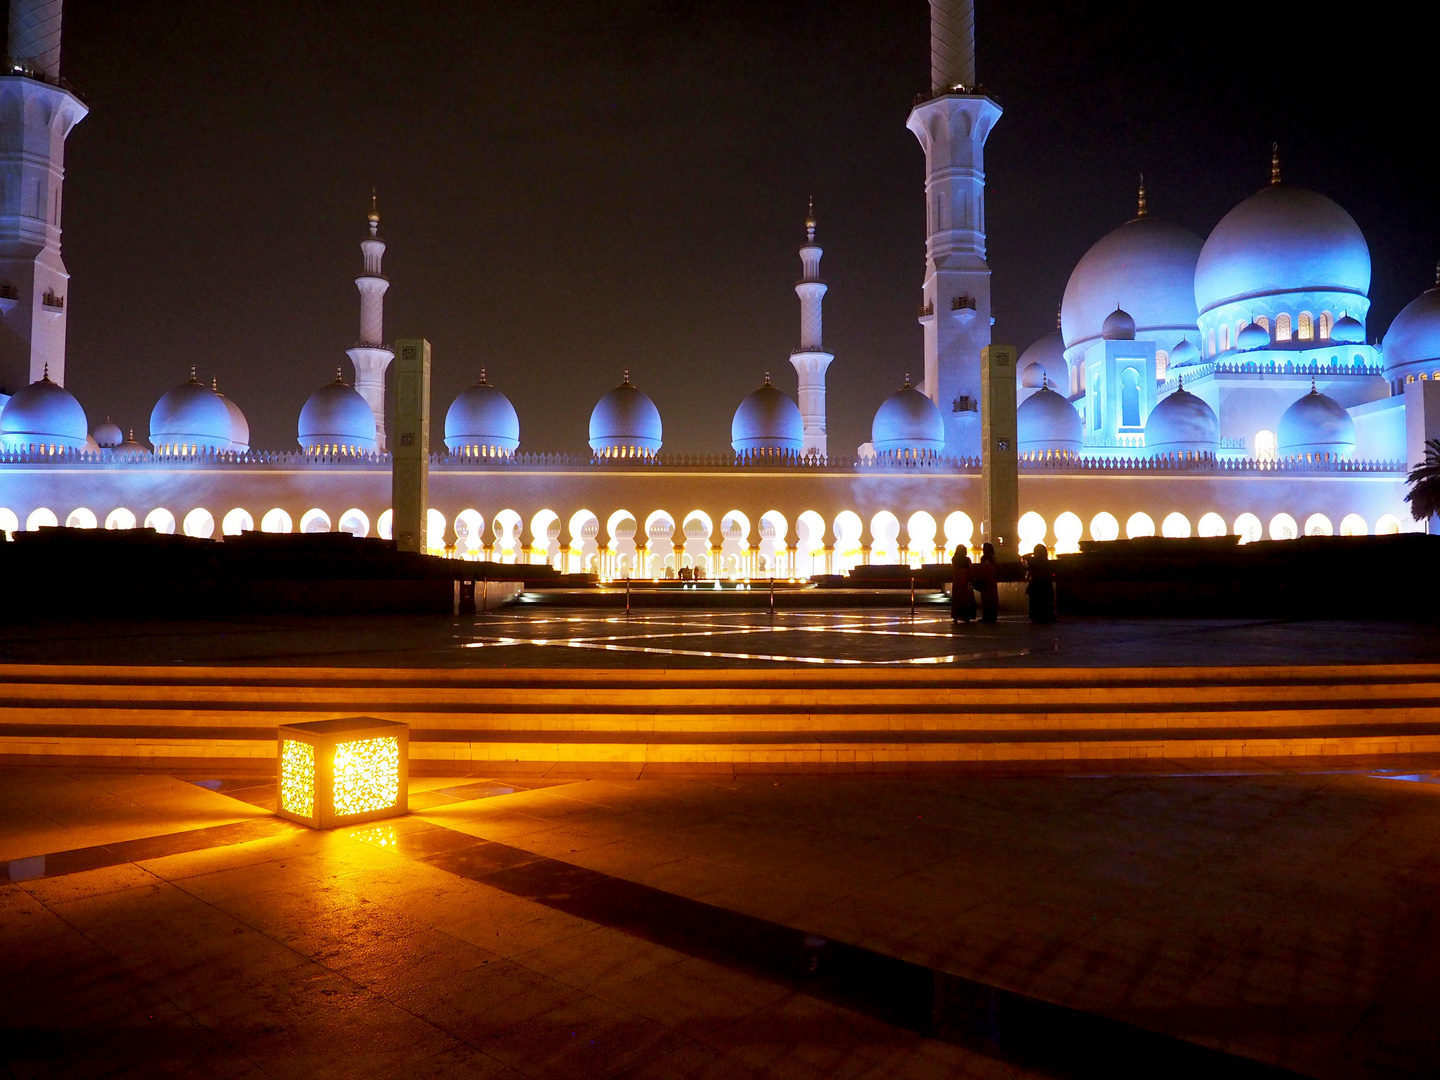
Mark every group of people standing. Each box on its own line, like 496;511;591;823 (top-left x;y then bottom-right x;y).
950;543;1056;625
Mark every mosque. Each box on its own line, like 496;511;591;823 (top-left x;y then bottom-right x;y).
1;0;1438;580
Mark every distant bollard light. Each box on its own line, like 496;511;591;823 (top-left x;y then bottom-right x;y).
276;717;409;829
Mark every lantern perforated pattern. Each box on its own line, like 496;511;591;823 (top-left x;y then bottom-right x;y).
279;739;315;818
333;737;401;816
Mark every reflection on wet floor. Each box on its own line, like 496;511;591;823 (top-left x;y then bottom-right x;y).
463;610;1046;665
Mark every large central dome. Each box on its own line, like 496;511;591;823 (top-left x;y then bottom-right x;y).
1195;184;1370;317
1061;215;1203;362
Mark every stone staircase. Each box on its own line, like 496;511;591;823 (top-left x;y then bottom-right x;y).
3;663;1440;772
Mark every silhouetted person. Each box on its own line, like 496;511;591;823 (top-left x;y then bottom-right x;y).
976;543;999;623
951;546;976;624
1025;543;1056;623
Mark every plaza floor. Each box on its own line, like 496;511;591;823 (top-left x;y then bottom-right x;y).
0;607;1435;668
6;762;1440;1078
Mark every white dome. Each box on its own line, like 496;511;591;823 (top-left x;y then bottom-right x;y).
731;377;802;454
0;375;88;451
1168;338;1201;368
1061;216;1202;360
1195;184;1371;318
1278;385;1355;459
93;419;124;448
150;374;234;453
1017;386;1081;453
1236;322;1270;350
1331;314;1364;344
445;372;520;455
215;389;249;452
871;379;944;456
1381;282;1440;381
1144;385;1218;456
298;373;378;453
589;373;662;456
1017;331;1067;392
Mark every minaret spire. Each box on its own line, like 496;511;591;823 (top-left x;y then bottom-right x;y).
907;0;1001;457
0;0;87;388
346;191;395;450
789;200;834;457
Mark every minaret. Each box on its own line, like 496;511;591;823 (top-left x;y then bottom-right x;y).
906;0;1001;458
789;199;833;457
346;192;394;450
0;0;88;389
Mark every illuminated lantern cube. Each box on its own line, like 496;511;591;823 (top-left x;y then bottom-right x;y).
276;717;409;829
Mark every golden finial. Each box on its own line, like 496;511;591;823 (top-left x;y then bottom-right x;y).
188;365;197;383
1270;143;1281;185
368;189;379;224
1041;373;1048;390
1137;173;1147;218
805;196;816;242
480;367;488;384
335;365;344;383
211;376;218;392
622;369;630;385
764;371;771;385
1056;304;1062;331
1434;258;1439;288
903;372;911;387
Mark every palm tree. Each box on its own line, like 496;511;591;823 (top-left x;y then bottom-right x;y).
1406;438;1440;522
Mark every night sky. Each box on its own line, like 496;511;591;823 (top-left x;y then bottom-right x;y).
46;1;1439;454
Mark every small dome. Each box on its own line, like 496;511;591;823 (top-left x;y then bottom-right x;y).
1017;383;1081;453
1168;338;1201;368
731;376;802;453
0;375;88;451
445;371;520;455
298;372;378;453
1060;216;1203;359
1383;282;1440;380
1144;383;1218;457
215;387;249;452
871;377;944;456
1017;331;1067;391
1330;314;1364;344
1236;321;1270;350
1278;384;1355;459
1195;184;1371;317
1101;308;1136;340
589;372;662;457
150;372;234;453
93;419;124;448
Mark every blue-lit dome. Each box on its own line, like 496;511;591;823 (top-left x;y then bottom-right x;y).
731;376;802;454
93;419;124;448
297;372;378;454
1195;184;1371;318
215;388;250;452
1101;307;1136;340
1145;384;1218;457
1331;314;1364;344
445;371;520;456
1278;385;1355;459
0;374;87;451
589;372;662;457
871;378;944;456
150;372;235;453
1017;383;1081;453
1018;331;1067;392
1236;321;1270;350
1060;215;1202;362
1381;282;1440;382
1167;338;1201;368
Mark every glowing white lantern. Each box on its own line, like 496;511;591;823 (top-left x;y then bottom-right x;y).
277;717;408;829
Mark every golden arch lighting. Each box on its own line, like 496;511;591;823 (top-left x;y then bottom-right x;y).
276;717;408;829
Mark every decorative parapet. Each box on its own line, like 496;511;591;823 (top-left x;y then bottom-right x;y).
1018;449;1403;474
1164;356;1385;391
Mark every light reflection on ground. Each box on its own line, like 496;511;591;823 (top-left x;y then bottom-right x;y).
462;610;1042;665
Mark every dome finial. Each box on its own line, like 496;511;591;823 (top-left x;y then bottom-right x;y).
1270;143;1281;186
1177;374;1183;391
1041;373;1048;390
42;362;50;382
1137;173;1147;218
622;369;630;385
764;371;772;386
479;367;488;385
1434;258;1439;288
335;365;344;383
211;375;218;392
1055;303;1062;331
188;365;197;384
903;372;911;387
1311;376;1317;394
368;188;379;235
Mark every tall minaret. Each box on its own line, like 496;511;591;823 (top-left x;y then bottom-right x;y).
906;0;1001;458
346;192;394;450
0;0;88;389
789;199;833;457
